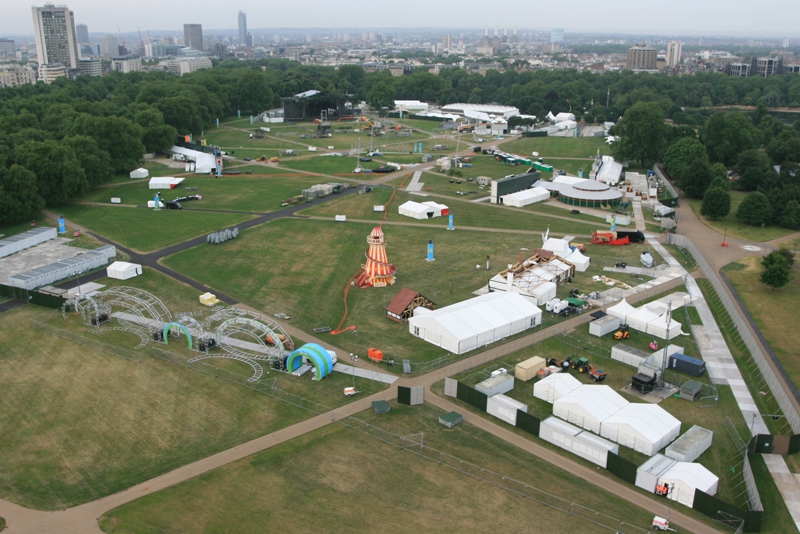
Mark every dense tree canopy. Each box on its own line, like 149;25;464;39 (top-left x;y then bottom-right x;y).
700;111;762;167
700;187;732;219
612;101;665;166
737;191;773;226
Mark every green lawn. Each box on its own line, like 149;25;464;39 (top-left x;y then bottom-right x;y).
0;305;313;510
686;191;796;242
278;155;369;175
56;204;254;254
100;403;660;534
723;256;800;392
392;117;448;133
299;186;598;236
79;175;327;213
500;136;608;159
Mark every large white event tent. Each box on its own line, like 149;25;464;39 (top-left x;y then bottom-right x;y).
534;373;582;403
607;299;637;325
398;200;449;220
600;403;681;456
625;305;661;333
501;187;550;207
658;462;719;508
148;177;184;189
565;249;590;272
553;385;629;434
408;292;542;355
646;313;684;339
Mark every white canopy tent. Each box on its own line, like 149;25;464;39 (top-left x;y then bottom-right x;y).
408;292;542;354
421;201;449;217
565;250;590;272
658;462;719;508
501;187;550;207
107;261;142;280
626;306;662;333
398;201;436;220
607;299;637;325
553;385;630;434
600;403;681;456
542;238;571;257
529;281;557;305
129;168;148;179
534;373;582;403
646;313;684;339
148;177;184;190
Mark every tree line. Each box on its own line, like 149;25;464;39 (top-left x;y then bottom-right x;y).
1;58;800;225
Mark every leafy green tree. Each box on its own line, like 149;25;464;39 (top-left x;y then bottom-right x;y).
14;140;88;204
736;149;771;191
781;201;800;230
677;158;713;198
133;108;178;153
367;82;396;116
760;253;790;290
0;165;45;224
612;101;665;166
63;135;112;187
701;111;761;167
233;70;275;115
709;176;729;190
736;191;773;226
663;137;706;177
766;129;800;165
701;187;731;219
70;115;145;174
759;91;781;108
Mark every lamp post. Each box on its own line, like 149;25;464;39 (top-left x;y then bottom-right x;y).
721;225;729;247
73;269;83;298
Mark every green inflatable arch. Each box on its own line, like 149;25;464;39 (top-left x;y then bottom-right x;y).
286;343;333;379
163;322;193;349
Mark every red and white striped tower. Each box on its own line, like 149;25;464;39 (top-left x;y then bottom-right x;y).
355;227;397;288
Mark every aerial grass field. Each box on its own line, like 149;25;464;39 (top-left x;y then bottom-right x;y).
722;256;800;390
501;136;608;159
278;154;369;174
0;305;313;510
686;191;795;242
79;175;328;213
99;403;660;534
56;204;254;254
300;186;599;236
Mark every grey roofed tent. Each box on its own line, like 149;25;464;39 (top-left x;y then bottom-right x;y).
439;411;464;428
372;400;391;414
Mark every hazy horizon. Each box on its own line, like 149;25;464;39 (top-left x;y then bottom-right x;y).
4;0;800;39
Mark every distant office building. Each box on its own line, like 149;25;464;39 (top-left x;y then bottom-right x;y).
784;64;800;74
183;24;204;51
306;34;312;43
551;29;564;43
626;45;657;70
78;58;101;76
0;39;14;58
699;36;704;46
214;42;226;59
238;11;247;45
751;56;783;77
0;65;37;88
144;42;166;58
31;4;80;68
167;56;212;76
38;62;68;84
112;56;141;73
99;35;118;58
726;62;750;77
442;34;452;50
76;23;89;44
666;41;682;67
784;37;790;48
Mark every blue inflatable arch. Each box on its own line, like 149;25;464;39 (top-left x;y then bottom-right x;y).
286;343;333;379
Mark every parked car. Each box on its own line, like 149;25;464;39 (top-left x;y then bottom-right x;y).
359;157;372;162
165;201;182;210
243;157;251;161
372;166;394;173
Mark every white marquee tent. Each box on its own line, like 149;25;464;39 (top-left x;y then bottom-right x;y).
501;187;550;207
626;305;662;333
534;373;582;403
553;385;630;434
107;261;142;280
129;168;149;179
408;292;542;354
398;201;449;220
542;238;571;257
646;313;684;339
607;299;637;325
658;462;719;508
148;177;184;190
600;403;681;456
529;281;557;305
565;249;590;272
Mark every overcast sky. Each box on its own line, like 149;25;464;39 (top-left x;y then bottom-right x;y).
4;0;800;38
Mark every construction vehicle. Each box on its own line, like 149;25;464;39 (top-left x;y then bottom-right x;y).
649;340;659;351
571;357;590;373
614;326;630;340
588;365;607;382
360;121;374;130
343;387;361;397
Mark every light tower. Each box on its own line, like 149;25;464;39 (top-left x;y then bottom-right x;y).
355;227;397;288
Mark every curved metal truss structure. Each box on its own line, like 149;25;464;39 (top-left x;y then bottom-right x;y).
62;293;111;326
98;287;172;328
213;317;287;361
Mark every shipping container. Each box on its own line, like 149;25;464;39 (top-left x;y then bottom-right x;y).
475;373;514;397
668;353;706;377
515;356;546;381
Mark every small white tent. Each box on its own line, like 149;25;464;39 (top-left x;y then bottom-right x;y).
107;261;142;280
658;462;719;508
565;250;590;272
626;305;662;333
646;313;684;339
607;299;637;325
600;403;681;456
534;373;582;403
129;168;149;179
553;385;629;434
542;238;571;258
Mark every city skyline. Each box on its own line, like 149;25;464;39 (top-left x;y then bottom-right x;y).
2;0;800;38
